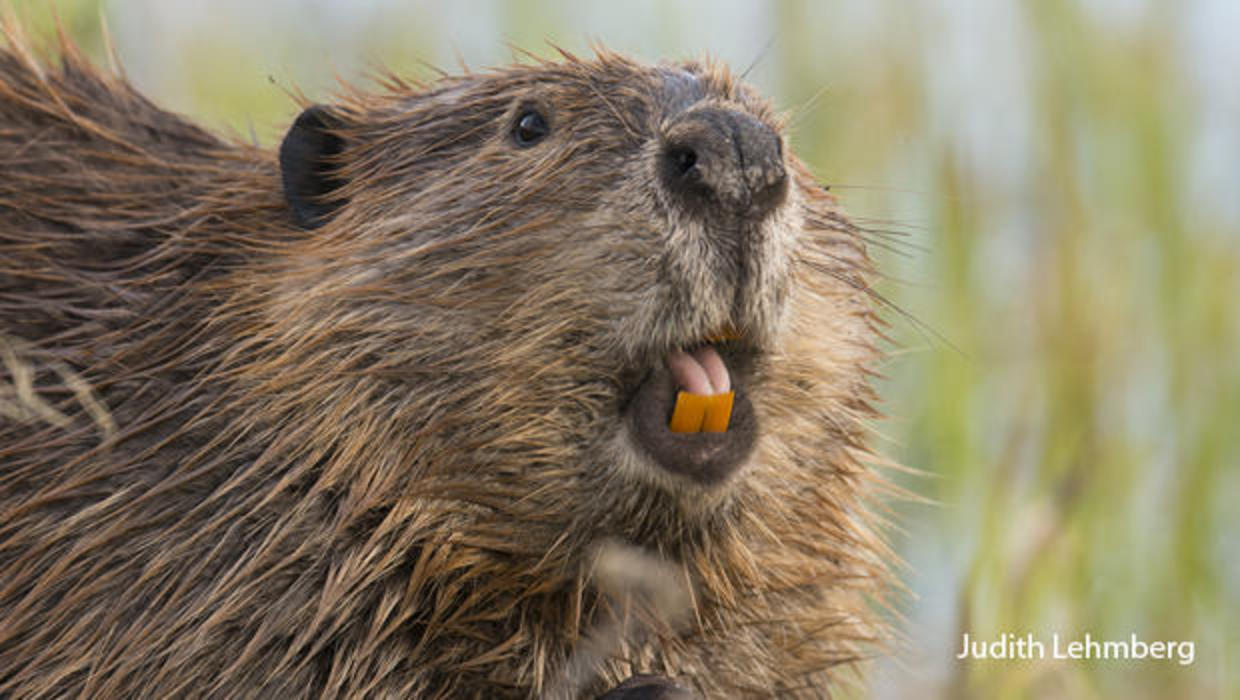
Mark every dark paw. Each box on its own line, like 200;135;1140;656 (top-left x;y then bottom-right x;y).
597;674;696;700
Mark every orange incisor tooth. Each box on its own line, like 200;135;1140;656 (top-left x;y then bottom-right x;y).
669;391;734;433
705;325;740;343
701;391;734;433
669;391;708;433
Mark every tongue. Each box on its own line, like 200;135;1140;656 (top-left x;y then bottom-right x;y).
667;345;731;395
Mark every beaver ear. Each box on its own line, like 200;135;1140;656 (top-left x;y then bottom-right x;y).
280;105;348;229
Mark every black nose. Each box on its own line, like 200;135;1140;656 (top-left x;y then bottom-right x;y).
659;107;788;222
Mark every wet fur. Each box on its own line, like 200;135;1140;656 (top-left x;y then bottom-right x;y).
0;26;890;699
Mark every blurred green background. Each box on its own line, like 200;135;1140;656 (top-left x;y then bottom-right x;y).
10;1;1235;698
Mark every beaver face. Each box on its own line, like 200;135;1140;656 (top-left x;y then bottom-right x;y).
280;54;798;495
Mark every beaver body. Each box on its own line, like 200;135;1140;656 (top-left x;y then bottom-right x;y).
0;29;887;699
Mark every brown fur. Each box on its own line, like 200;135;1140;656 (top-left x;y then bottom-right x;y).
0;25;891;699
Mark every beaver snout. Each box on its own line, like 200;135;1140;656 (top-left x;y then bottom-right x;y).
659;107;788;223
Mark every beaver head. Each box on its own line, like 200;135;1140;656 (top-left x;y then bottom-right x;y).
274;54;870;512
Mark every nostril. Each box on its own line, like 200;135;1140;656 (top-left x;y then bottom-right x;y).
668;146;698;177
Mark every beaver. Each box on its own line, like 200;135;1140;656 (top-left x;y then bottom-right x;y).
0;24;890;700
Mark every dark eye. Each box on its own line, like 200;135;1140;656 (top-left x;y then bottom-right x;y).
512;110;549;147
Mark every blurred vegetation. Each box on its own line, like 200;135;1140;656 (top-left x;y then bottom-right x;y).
8;1;1236;698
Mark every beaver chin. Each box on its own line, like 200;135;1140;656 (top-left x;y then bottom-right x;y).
622;337;760;487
